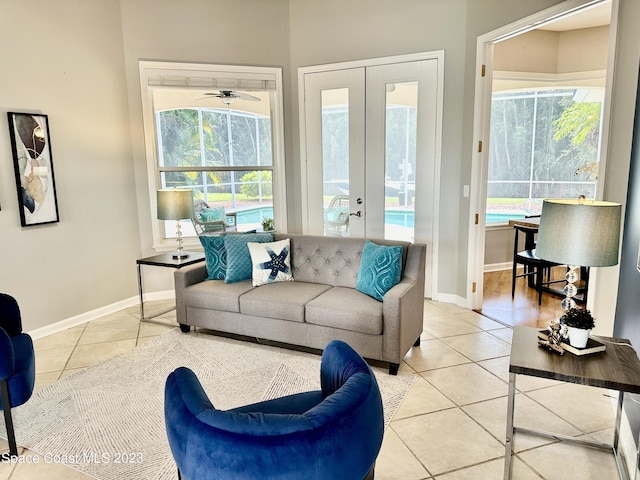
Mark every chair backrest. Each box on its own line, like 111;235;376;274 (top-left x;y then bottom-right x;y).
513;224;538;253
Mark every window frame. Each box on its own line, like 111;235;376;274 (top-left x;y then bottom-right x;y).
139;61;287;251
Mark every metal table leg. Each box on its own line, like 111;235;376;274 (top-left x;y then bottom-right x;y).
504;372;516;480
137;263;145;320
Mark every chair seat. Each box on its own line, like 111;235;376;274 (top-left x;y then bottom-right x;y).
515;249;539;262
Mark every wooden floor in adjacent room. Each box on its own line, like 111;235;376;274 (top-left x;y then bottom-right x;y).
479;267;568;329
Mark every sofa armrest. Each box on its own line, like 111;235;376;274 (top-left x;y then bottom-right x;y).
174;263;208;325
381;243;426;365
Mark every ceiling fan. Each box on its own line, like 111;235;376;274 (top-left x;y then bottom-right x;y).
203;90;260;105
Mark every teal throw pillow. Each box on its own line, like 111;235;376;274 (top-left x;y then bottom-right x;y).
200;206;225;222
356;240;403;301
199;235;227;280
200;207;227;232
224;232;274;283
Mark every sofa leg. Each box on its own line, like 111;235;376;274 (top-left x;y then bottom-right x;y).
414;336;421;347
179;324;191;333
388;363;399;375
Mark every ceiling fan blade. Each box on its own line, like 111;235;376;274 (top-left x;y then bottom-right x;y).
235;92;260;102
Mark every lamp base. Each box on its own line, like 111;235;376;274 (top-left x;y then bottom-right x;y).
172;251;189;260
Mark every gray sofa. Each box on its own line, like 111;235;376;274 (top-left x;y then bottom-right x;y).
174;233;426;374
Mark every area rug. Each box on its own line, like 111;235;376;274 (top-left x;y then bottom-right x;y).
3;329;415;480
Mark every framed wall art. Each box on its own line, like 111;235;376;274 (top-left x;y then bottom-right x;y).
7;112;59;226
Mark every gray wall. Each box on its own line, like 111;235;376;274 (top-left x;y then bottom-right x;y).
0;0;139;329
1;0;638;331
614;64;640;445
118;0;292;258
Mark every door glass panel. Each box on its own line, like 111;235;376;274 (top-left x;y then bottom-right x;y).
384;81;417;241
321;88;351;236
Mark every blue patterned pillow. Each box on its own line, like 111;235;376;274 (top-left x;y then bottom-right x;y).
356;240;403;301
199;235;227;280
224;232;274;283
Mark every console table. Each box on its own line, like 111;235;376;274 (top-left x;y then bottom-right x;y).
504;326;640;480
136;252;205;322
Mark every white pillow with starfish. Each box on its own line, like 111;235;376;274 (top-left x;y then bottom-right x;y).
247;238;294;286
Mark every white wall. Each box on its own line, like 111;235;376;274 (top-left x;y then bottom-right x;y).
0;0;139;330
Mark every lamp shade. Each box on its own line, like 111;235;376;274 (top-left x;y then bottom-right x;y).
536;198;622;267
157;189;194;220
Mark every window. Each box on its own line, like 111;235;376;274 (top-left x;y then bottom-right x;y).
486;86;601;224
139;62;286;249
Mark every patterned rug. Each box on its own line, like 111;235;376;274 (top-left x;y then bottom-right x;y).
4;329;415;480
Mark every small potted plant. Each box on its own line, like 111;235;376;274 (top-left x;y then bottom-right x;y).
261;217;275;231
560;308;595;348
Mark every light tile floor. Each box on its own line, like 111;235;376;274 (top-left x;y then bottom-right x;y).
0;300;621;479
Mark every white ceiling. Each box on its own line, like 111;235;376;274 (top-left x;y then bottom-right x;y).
539;1;611;32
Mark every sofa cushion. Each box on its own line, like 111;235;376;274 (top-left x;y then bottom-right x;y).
356;240;403;301
240;282;331;323
248;238;293;286
224;232;274;283
183;279;255;313
305;287;383;335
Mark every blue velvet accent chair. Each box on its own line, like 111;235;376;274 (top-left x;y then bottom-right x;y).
164;340;384;480
0;293;35;459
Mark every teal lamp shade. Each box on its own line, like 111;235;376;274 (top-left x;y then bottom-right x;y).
157;188;194;259
157;189;195;221
536;198;622;312
536;199;622;267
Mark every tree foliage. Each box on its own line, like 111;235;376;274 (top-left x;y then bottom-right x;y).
488;89;599;199
157;108;274;196
240;171;272;197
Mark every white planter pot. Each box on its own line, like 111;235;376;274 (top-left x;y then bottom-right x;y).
567;327;591;348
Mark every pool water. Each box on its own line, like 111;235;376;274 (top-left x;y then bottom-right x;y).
235;206;518;227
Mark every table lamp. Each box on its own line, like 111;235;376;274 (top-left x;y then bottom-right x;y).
157;188;195;259
536;197;622;312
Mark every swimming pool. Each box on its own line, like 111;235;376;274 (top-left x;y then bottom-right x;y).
235;206;519;227
235;206;274;224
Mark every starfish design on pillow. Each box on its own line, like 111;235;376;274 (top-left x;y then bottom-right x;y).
259;246;291;281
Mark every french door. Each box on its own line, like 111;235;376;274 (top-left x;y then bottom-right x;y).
300;53;443;297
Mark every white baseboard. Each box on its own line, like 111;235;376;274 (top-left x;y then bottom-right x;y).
433;292;471;309
28;290;175;340
484;262;511;273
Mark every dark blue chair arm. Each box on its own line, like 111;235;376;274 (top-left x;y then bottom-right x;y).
320;340;370;398
0;294;22;337
0;327;15;380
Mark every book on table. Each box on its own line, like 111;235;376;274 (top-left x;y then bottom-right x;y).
537;330;607;356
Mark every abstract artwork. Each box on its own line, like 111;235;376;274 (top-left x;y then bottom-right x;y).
7;112;59;226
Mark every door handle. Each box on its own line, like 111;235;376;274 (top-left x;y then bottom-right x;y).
349;211;363;217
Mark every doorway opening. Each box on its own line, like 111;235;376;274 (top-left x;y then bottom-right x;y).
467;0;616;325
